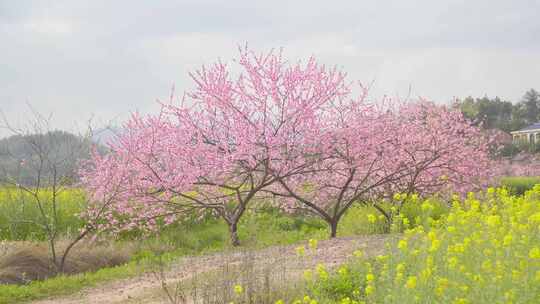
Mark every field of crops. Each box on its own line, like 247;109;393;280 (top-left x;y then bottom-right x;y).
292;187;540;303
0;188;86;241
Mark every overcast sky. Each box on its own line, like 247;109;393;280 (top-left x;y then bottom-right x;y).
1;0;539;136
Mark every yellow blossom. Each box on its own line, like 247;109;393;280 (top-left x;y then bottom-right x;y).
308;239;318;250
529;247;540;259
503;234;513;246
398;239;408;251
365;285;374;296
453;298;469;304
405;276;417;289
233;284;243;295
486;215;501;227
296;245;306;257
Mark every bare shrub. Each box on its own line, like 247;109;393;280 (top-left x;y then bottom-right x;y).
0;109;119;273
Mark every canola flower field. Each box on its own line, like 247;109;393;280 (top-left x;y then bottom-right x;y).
0;188;86;240
283;187;540;304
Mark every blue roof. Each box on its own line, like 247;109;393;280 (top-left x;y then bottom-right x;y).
518;122;540;131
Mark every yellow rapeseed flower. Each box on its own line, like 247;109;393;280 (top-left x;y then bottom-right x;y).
308;238;318;250
421;201;433;212
486;215;501;227
398;239;408;251
405;276;417;289
233;284;243;295
453;298;469;304
296;245;306;257
529;247;540;259
353;250;364;258
448;256;459;269
436;277;449;295
402;217;410;227
503;234;513;246
430;239;441;252
365;285;374;296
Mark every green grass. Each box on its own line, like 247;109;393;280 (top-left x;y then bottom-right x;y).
500;176;540;195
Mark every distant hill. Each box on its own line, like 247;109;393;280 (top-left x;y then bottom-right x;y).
90;127;122;146
0;130;96;186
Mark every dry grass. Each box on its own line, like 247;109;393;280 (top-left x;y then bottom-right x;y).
0;241;132;285
150;248;307;304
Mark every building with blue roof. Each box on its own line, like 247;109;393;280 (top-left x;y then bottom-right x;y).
511;123;540;144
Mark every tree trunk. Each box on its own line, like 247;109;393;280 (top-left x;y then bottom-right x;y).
58;228;90;273
329;220;338;238
229;222;240;247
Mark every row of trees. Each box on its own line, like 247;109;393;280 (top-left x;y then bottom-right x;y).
80;48;494;246
457;89;540;132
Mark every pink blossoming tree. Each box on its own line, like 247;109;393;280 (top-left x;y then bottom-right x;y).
80;47;349;245
370;102;495;218
267;99;494;237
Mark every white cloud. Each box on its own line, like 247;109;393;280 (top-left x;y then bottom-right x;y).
22;18;73;35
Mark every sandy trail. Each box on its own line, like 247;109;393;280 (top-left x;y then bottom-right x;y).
31;235;394;304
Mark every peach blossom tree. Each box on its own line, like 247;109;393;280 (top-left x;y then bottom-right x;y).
267;100;494;237
80;47;349;245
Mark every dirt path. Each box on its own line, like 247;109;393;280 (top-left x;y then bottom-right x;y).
31;235;394;304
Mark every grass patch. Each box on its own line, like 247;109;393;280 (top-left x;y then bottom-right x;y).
500;176;540;195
